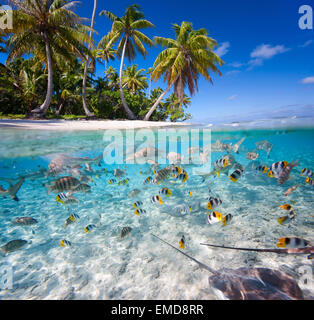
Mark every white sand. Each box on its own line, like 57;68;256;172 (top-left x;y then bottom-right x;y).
0;119;192;131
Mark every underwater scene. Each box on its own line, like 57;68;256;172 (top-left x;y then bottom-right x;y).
0;126;313;300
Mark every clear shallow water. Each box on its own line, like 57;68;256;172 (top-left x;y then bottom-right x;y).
0;127;313;300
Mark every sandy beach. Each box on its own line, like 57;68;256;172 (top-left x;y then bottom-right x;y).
0;119;192;131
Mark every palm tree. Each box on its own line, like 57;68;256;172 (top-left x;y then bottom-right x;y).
143;21;224;121
96;38;116;72
122;64;148;95
6;0;91;117
99;4;155;120
105;66;119;91
82;0;97;117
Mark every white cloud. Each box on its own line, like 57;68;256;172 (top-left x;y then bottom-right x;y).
227;94;238;101
301;76;314;84
229;62;243;68
213;42;230;57
299;40;313;48
250;44;290;59
225;70;241;76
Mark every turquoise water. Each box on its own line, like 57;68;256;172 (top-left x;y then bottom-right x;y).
0;127;313;299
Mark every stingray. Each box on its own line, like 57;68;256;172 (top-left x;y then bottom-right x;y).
151;234;305;300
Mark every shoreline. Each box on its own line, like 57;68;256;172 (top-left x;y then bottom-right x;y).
0;119;193;131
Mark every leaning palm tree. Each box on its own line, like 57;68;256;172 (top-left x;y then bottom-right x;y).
99;4;155;120
122;64;148;95
143;21;224;121
82;0;97;117
6;0;91;117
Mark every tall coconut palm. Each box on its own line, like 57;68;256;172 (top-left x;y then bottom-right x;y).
143;21;224;121
122;64;148;95
82;0;97;117
96;38;116;72
6;0;92;117
99;4;155;120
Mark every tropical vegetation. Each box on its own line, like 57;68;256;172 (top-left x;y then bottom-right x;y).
0;1;224;122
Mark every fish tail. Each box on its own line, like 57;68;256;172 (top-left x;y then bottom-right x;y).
7;178;24;201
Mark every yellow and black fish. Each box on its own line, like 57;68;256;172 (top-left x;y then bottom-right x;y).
151;195;163;204
134;208;146;216
118;178;129;186
305;177;314;187
268;161;288;178
84;224;96;233
108;178;117;185
60;239;72;247
207;197;222;210
56;192;68;203
179;235;185;249
208;211;223;224
65;213;80;227
278;209;295;225
214;157;230;169
222;214;233;226
133;201;143;208
276;237;310;248
229;168;244;182
255;165;268;174
280;204;293;211
300;168;313;177
143;176;152;185
171;166;182;178
176;171;188;183
159;188;172;197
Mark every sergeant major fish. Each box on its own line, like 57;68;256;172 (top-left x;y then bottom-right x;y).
47;176;81;194
120;226;132;239
152;166;173;184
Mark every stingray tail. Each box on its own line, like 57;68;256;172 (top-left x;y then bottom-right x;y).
151;234;215;274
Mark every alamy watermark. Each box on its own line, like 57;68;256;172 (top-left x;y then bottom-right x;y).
102;128;212;172
299;5;313;29
0;5;13;30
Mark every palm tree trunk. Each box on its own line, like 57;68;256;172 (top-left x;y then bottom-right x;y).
30;32;53;117
82;0;97;117
119;36;136;120
143;85;171;121
56;101;64;116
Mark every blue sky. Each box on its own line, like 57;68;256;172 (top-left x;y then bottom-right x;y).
2;0;314;122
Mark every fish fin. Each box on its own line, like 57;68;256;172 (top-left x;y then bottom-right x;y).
7;178;24;200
